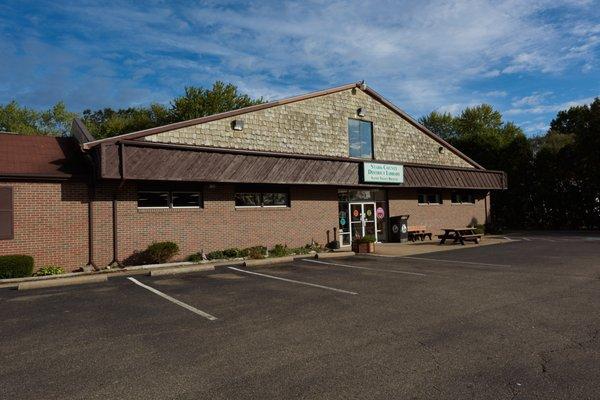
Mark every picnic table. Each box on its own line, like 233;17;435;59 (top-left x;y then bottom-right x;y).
407;226;432;242
438;227;482;245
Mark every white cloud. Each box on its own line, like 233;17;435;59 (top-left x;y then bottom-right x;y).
505;96;595;115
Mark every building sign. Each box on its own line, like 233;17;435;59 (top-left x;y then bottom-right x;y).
362;162;403;184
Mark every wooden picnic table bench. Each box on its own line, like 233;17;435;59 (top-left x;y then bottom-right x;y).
407;226;432;242
438;227;482;245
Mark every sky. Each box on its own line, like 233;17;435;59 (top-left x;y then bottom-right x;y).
1;0;599;137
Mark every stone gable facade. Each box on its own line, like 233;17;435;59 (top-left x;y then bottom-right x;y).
143;88;473;168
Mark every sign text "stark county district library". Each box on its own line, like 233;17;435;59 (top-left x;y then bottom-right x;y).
362;162;403;184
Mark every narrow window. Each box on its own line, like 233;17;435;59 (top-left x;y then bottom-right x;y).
0;187;13;240
172;192;202;208
138;191;170;208
451;192;475;204
235;187;290;208
348;119;373;159
418;192;442;205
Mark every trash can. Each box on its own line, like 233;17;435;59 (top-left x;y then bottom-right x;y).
389;214;409;243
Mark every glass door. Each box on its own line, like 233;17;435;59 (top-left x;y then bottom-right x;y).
348;202;378;242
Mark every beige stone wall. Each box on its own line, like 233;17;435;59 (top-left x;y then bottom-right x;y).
144;88;473;168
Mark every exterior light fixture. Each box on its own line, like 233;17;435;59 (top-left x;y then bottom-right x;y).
357;107;365;117
232;119;244;131
438;146;445;154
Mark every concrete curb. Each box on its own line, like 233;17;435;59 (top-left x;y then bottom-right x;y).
150;264;216;277
315;251;355;259
243;256;296;267
18;275;108;290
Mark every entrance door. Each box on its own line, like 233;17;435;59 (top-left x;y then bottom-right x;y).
349;202;378;242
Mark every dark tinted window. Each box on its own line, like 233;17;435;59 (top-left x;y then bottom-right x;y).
451;192;475;204
235;193;262;207
263;192;288;206
348;119;373;158
172;192;202;208
138;192;170;208
418;193;442;204
0;187;13;240
235;189;289;207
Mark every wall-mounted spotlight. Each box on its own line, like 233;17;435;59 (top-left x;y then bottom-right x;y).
357;107;365;117
438;146;445;154
231;119;244;131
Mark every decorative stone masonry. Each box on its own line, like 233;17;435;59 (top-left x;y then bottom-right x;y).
144;88;473;168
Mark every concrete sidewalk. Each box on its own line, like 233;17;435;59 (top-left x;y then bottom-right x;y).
373;235;510;256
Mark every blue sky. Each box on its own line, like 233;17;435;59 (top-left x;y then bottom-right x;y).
1;0;599;136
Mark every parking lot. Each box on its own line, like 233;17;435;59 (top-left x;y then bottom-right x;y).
2;233;600;399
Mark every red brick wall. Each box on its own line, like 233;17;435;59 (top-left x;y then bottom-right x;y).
106;183;340;265
0;181;491;272
388;188;489;235
0;181;89;270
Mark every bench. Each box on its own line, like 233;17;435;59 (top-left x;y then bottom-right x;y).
407;226;433;242
439;228;482;245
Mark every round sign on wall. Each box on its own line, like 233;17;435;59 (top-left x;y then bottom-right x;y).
366;209;372;217
340;218;347;226
376;207;385;219
352;209;360;217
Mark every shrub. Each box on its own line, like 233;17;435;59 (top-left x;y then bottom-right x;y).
187;253;205;263
207;250;225;260
471;224;486;235
223;248;242;258
243;246;267;259
291;246;311;255
304;242;325;253
0;255;34;279
33;266;65;276
146;241;179;264
354;235;376;244
269;244;290;257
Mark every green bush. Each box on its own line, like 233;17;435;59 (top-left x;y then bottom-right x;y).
304;242;325;253
269;244;290;257
471;224;486;235
33;266;65;276
187;253;204;263
243;246;267;259
354;235;376;244
290;246;311;255
223;248;243;258
146;241;179;264
0;255;34;279
207;250;225;260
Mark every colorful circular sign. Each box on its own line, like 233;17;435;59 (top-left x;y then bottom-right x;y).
340;218;347;226
376;207;385;219
366;209;372;217
352;209;359;217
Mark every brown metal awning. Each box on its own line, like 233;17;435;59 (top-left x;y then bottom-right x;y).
97;141;506;190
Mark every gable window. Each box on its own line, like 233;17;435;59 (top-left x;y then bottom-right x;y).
451;192;475;204
137;186;202;209
418;193;442;205
235;186;289;208
348;119;373;159
0;187;13;240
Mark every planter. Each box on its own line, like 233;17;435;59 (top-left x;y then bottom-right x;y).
352;242;375;253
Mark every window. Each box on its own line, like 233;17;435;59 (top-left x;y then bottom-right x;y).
172;192;202;208
137;186;203;209
0;187;13;240
451;192;475;204
348;119;373;159
235;187;289;207
138;191;170;208
418;193;442;205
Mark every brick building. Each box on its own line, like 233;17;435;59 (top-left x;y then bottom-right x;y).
0;82;506;271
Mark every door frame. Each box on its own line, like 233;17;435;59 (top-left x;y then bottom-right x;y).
347;202;378;243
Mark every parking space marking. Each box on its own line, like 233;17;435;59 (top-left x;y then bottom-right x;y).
227;267;358;295
303;259;427;276
127;277;218;321
399;256;511;268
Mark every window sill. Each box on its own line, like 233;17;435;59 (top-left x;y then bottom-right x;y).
450;203;475;206
417;203;442;206
235;206;291;211
137;207;203;213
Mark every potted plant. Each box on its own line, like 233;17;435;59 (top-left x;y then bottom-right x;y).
352;235;376;253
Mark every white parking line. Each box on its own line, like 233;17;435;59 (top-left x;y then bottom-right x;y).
303;258;427;276
227;267;358;295
398;256;511;268
127;277;217;321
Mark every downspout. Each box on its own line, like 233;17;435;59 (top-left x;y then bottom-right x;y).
110;142;126;267
86;166;99;271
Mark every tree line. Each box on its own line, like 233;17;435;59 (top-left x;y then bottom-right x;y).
0;81;598;230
